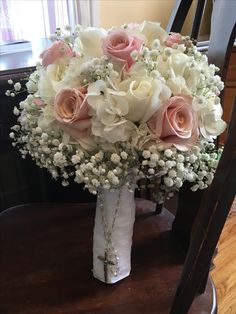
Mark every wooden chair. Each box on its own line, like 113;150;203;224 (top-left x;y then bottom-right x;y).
167;0;207;39
147;0;234;255
171;95;236;312
0;2;235;313
144;0;209;217
1;100;235;313
165;0;236;253
170;0;236;312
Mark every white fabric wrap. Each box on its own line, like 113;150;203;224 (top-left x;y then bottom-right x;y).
93;185;136;284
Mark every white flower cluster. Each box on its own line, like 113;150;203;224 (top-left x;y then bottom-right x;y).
79;57;119;85
11;103;142;194
8;21;226;203
73;147;142;194
139;143;221;203
6;79;23;97
10;96;221;202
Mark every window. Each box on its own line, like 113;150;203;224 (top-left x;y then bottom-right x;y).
0;0;97;54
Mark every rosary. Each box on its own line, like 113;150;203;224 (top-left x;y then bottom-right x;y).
97;188;121;283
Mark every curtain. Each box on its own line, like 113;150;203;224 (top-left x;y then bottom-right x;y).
0;0;85;44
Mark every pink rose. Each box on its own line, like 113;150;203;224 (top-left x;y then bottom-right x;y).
165;32;182;47
54;88;91;139
40;41;74;68
32;97;44;107
147;95;198;151
102;29;143;69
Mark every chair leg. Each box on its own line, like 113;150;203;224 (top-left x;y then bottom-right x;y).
198;265;210;294
171;184;204;252
170;160;236;314
155;203;162;214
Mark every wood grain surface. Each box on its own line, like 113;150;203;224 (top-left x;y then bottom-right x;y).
211;198;236;314
0;202;216;314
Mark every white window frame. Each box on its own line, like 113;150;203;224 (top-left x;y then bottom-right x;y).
0;0;99;56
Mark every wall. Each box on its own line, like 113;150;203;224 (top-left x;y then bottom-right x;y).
99;0;175;29
99;0;212;39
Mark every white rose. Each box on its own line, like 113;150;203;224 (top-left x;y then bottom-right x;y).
74;27;107;57
129;61;148;77
61;57;83;88
157;50;190;77
184;58;211;92
141;21;168;48
120;77;171;122
38;64;65;104
184;67;201;92
156;51;191;94
167;76;190;95
171;52;190;76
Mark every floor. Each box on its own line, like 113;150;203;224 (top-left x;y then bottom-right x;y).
211;198;236;314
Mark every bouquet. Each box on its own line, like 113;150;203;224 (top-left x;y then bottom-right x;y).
8;21;226;203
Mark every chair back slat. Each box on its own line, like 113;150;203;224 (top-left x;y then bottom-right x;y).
207;0;236;83
171;1;236;311
167;0;206;40
171;95;236;313
171;0;236;247
190;0;206;39
154;0;207;216
166;0;193;33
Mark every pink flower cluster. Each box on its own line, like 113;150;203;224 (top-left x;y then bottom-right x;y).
148;96;198;151
54;88;91;139
40;41;74;68
38;30;205;151
165;32;183;47
102;29;143;69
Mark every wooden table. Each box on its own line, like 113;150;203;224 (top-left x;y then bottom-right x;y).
0;202;216;313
